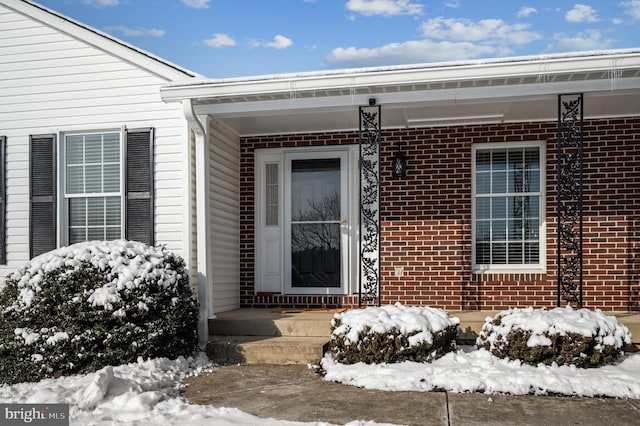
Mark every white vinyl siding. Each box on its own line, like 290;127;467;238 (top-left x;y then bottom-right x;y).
208;118;241;314
0;3;193;279
472;141;546;273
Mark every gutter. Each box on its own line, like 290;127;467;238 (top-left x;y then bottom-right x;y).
160;50;640;103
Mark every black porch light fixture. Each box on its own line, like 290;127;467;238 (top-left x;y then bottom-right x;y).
391;144;407;177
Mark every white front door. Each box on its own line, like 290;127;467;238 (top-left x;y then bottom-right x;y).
284;151;349;295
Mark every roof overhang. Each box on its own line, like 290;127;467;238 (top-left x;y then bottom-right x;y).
161;49;640;136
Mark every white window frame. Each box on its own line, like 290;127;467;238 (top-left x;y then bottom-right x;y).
471;140;546;273
59;129;125;246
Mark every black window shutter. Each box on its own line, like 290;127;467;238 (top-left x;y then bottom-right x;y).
0;136;6;264
30;134;56;258
125;128;154;246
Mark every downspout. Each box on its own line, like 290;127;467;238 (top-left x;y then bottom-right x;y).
182;99;212;349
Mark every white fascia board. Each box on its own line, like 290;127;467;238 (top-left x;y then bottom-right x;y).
192;76;640;117
5;0;199;81
161;51;640;103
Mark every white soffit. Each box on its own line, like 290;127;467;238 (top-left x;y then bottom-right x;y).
159;50;640;135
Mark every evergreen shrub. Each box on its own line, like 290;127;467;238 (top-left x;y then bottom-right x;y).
328;303;459;364
0;240;199;384
476;306;632;368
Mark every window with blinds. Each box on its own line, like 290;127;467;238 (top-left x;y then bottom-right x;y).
64;132;121;243
472;141;546;272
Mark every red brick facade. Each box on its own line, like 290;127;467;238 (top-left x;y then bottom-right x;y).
240;117;640;312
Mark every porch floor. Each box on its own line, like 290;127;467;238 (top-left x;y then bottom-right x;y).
209;308;640;340
206;308;640;365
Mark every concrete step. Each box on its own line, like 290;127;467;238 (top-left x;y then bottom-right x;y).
208;309;334;365
610;313;640;345
452;311;497;345
206;335;329;365
210;309;334;337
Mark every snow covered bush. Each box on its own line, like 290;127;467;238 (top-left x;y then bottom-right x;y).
0;240;199;384
476;306;632;368
328;303;460;364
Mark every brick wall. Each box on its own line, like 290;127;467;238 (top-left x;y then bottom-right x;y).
240;117;640;311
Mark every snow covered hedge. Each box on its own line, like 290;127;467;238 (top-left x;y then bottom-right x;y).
476;307;632;368
328;303;460;364
0;240;199;385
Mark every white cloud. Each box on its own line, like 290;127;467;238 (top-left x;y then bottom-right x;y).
421;17;541;45
345;0;423;16
517;7;538;18
146;28;165;37
180;0;210;9
203;33;236;48
265;35;293;49
444;1;459;8
545;29;614;52
251;35;293;49
620;0;640;19
326;39;506;68
612;17;624;24
327;15;544;68
105;26;165;37
565;4;599;23
81;0;120;6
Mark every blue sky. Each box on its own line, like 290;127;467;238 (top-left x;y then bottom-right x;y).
35;0;640;78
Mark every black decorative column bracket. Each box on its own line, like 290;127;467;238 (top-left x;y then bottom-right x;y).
557;93;584;308
359;104;381;306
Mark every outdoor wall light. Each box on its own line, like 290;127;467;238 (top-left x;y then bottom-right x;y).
369;97;376;106
392;145;407;177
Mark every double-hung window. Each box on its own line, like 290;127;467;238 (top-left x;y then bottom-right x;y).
472;141;546;272
29;128;154;258
64;132;122;244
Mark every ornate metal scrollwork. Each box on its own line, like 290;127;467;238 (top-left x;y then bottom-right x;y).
359;105;381;306
557;94;584;307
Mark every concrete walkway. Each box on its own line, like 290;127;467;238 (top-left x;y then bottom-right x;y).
181;364;640;425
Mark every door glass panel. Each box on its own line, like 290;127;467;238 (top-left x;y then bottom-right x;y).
265;163;279;226
291;223;340;287
290;158;341;288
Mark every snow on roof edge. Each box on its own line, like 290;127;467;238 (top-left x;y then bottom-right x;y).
166;48;640;88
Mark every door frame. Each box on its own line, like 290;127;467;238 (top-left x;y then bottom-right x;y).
254;145;359;296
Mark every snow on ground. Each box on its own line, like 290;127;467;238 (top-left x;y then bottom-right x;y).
0;354;383;426
1;304;638;425
1;348;639;426
322;349;640;398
